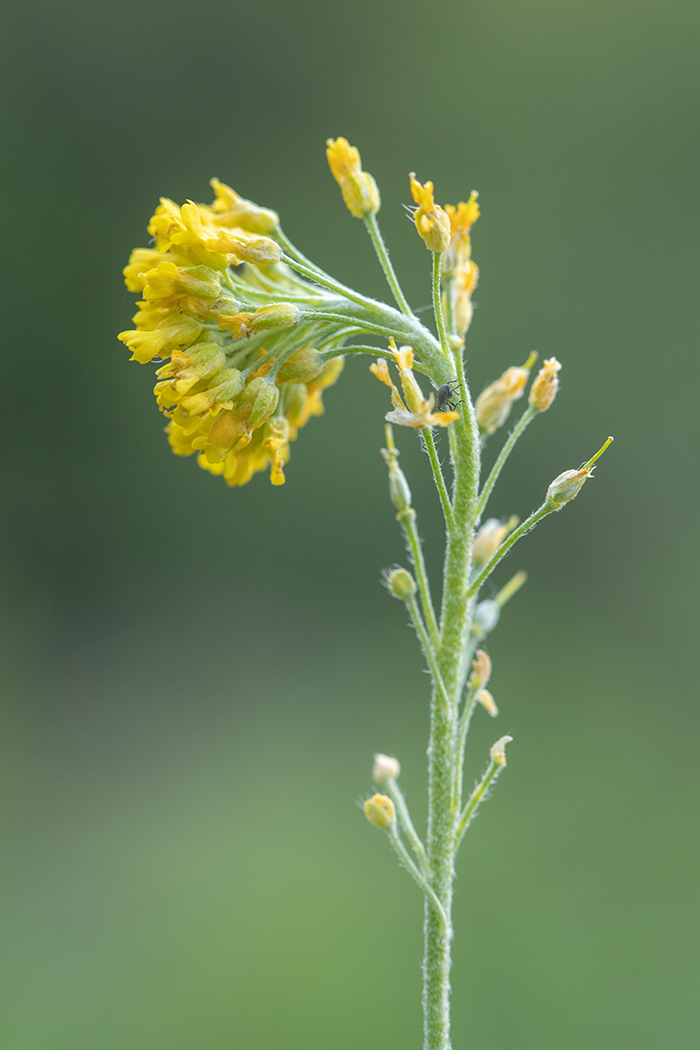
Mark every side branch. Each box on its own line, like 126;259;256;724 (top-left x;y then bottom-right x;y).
398;508;440;648
422;430;454;531
388;825;449;927
406;594;451;713
467;501;554;598
386;777;429;874
456;754;508;850
476;405;537;523
364;212;413;316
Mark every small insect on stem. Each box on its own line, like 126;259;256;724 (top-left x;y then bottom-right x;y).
434;381;464;412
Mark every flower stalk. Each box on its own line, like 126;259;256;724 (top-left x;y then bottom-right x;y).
119;139;611;1049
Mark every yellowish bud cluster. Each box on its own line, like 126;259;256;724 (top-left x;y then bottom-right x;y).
441;193;481;337
118;180;346;488
475;353;537;435
529;357;561;413
385;567;417;601
326;137;380;218
409;174;451;252
364;794;396;830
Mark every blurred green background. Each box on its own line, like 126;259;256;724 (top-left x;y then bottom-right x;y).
0;0;698;1046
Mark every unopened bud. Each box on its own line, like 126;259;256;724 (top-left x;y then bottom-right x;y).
231;236;282;265
235;376;280;429
364;793;395;829
472;599;500;637
409;173;451;252
529;357;561;412
476;688;498;717
475;353;537;435
276;347;324;383
381;446;412;512
373;753;400;783
326;137;381;218
385;568;417;601
470;649;492;690
473;518;508;565
546;437;613;508
489;735;513;766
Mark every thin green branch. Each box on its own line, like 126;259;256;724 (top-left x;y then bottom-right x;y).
456;758;507;849
422;430;454;531
467;501;554;599
388;825;448;928
431;252;451;356
452;688;476;813
475;406;537;522
405;593;451;713
364;212;413;316
281;254;376;311
398;508;440;649
304;311;405;343
386;778;429;874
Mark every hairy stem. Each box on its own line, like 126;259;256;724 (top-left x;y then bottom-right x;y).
422;430;454;531
476;405;537;522
364;212;413;316
399;508;440;648
431;252;451;356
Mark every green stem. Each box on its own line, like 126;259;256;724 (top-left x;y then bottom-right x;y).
364;212;413;316
388;825;448;927
422;430;454;531
431;253;450;356
406;594;451;714
467;501;554;599
475;406;537;522
304;311;407;343
386;778;429;874
453;689;477;813
281;254;377;311
399;508;440;649
456;758;506;849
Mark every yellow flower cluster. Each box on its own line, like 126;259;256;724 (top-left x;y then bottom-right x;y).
119;181;345;487
442;193;480;337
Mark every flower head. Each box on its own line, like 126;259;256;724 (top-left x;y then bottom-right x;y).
475;353;538;435
371;344;459;429
409;174;451;253
326;137;380;218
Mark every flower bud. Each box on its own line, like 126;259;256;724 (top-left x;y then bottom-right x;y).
529;357;561;412
469;649;492;690
475;353;537;435
386;568;417;601
472;518;509;565
364;793;396;829
489;735;513;766
236;376;280;429
476;688;498;717
275;348;324;383
373;754;400;783
380;446;412;513
229;236;282;265
326;137;381;218
472;599;500;637
218;302;301;339
546;437;613;508
409;173;451;252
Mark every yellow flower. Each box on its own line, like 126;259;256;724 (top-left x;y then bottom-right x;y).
122;248;168;293
326;137;380;218
141;261;222;303
409;173;451;253
209;178;280;234
441;192;481;336
217;302;300;338
118;315;203;364
371;344;459;429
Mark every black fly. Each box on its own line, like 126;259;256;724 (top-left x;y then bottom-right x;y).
434;381;464;412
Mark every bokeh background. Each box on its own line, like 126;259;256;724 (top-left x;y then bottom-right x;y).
1;0;698;1046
